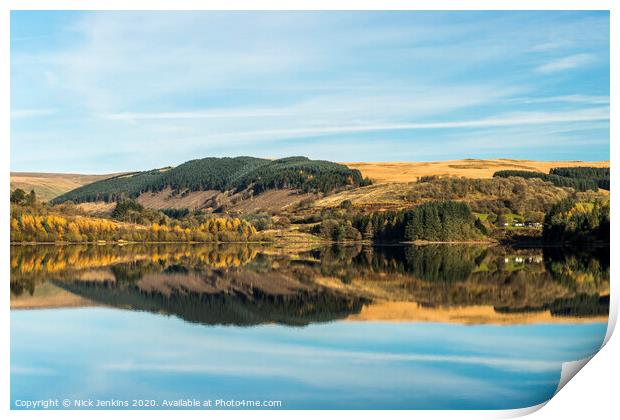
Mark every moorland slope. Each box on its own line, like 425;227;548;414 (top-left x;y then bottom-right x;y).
344;159;609;183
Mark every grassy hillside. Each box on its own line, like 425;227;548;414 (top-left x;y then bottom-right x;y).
344;159;610;183
10;172;116;202
52;156;368;204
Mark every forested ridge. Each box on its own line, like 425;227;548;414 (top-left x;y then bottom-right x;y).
52;156;369;204
550;167;610;190
493;165;609;192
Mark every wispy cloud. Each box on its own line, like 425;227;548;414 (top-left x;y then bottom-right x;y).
116;106;609;163
167;107;610;146
516;94;609;105
11;108;56;119
99;85;522;124
11;365;58;375
100;107;294;121
535;53;594;74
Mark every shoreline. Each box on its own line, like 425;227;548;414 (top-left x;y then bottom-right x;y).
9;239;609;247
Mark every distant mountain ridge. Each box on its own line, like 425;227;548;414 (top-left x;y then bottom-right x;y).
52;156;368;205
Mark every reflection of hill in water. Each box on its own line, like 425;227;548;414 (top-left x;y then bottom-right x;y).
31;248;369;326
300;244;609;317
495;294;610;318
10;243;609;323
55;278;367;327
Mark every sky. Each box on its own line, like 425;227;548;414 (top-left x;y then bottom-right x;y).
10;11;610;173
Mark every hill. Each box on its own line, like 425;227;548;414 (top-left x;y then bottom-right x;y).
344;159;610;183
12;159;609;215
51;156;368;206
314;176;580;213
10;172;117;202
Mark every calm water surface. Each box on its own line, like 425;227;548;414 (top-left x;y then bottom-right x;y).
10;244;609;409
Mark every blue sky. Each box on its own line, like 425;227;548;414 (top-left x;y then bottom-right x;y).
11;11;610;173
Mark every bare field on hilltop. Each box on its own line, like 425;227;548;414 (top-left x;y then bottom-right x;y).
10;172;118;202
345;301;609;325
343;159;610;183
10;282;99;310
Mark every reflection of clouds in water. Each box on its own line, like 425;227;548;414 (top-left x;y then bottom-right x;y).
11;366;58;376
99;360;518;401
11;308;607;408
100;343;560;374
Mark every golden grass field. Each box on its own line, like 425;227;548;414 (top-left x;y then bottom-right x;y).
345;301;609;325
10;282;99;310
10;172;117;202
343;158;610;183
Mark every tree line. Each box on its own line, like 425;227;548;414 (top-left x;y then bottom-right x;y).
10;212;257;243
408;176;570;216
11;189;257;243
550;167;610;190
543;197;609;243
351;201;486;242
493;170;599;192
493;165;610;192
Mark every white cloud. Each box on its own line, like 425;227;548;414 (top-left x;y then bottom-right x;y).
99;85;522;124
517;94;609;105
175;106;610;146
441;121;610;154
11;108;56;119
100;107;294;121
535;53;594;74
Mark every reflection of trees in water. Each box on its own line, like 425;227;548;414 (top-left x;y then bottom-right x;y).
306;244;609;317
12;244;368;326
491;247;610;317
543;247;610;291
495;294;609;318
55;279;367;327
547;294;609;317
11;243;259;274
311;244;608;286
402;246;609;317
11;243;609;321
10;243;260;297
110;261;161;283
403;246;485;283
10;277;35;298
312;244;489;283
